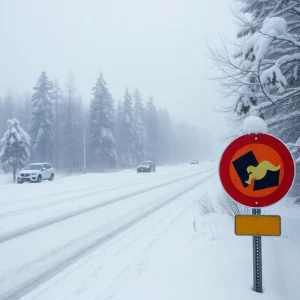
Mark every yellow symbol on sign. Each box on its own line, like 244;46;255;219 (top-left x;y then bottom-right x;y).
245;161;281;185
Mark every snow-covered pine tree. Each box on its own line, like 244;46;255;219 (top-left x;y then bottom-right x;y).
237;0;300;38
69;96;84;172
236;0;275;38
156;109;172;164
210;0;300;194
115;99;123;164
59;73;85;173
52;79;63;171
30;71;54;162
119;88;137;168
234;1;300;196
0;97;4;137
63;73;76;173
144;96;158;161
0;119;30;182
0;93;31;138
89;73;117;171
211;0;300;121
133;89;147;163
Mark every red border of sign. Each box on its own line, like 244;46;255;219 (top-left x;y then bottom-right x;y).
219;133;295;208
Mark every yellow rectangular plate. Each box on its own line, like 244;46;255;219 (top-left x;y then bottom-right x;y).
235;215;281;236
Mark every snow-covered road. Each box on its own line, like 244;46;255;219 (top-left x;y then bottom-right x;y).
0;162;216;300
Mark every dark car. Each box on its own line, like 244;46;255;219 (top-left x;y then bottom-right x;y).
190;160;199;164
137;161;156;173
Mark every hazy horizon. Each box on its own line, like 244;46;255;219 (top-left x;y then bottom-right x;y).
0;0;237;158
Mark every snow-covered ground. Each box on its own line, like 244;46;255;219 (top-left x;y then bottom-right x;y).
0;161;299;300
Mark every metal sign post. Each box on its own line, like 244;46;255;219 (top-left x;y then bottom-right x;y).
252;208;262;293
219;133;295;294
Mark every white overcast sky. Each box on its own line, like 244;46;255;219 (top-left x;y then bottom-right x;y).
0;0;237;157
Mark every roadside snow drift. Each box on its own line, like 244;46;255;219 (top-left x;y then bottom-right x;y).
0;162;299;300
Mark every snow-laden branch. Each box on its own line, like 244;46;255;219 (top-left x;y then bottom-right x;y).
209;14;300;116
268;109;300;126
240;17;300;102
276;53;300;67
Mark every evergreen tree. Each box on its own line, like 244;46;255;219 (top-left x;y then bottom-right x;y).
156;109;172;164
60;73;84;173
52;79;63;170
144;96;158;161
30;71;53;162
64;73;76;173
0;97;4;137
237;0;300;38
210;0;300;194
89;73;117;170
119;88;137;168
0;119;30;182
210;0;300;122
133;89;147;162
115;99;123;164
233;1;300;197
0;77;207;172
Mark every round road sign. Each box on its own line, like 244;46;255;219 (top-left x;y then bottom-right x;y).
219;133;295;208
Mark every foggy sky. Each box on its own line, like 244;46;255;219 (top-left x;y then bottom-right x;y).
0;0;237;158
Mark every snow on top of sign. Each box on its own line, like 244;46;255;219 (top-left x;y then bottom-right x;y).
242;116;268;134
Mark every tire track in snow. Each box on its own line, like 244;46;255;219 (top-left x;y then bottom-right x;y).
0;170;215;244
0;172;214;300
0;171;170;207
0;180;144;217
0;178;139;206
0;173;180;218
97;200;196;298
41;194;197;300
0;167;206;210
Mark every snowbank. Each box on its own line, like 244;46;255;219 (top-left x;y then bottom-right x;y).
0;171;71;185
0;171;13;185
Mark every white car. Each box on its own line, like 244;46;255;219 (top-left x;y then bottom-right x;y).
17;163;55;184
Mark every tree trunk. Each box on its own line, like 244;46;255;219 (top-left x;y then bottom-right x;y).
13;166;16;182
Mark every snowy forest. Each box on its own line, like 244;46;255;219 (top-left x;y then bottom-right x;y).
210;0;300;196
0;71;204;178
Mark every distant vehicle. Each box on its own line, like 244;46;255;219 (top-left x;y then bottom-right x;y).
190;160;199;164
17;163;55;184
137;161;156;173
